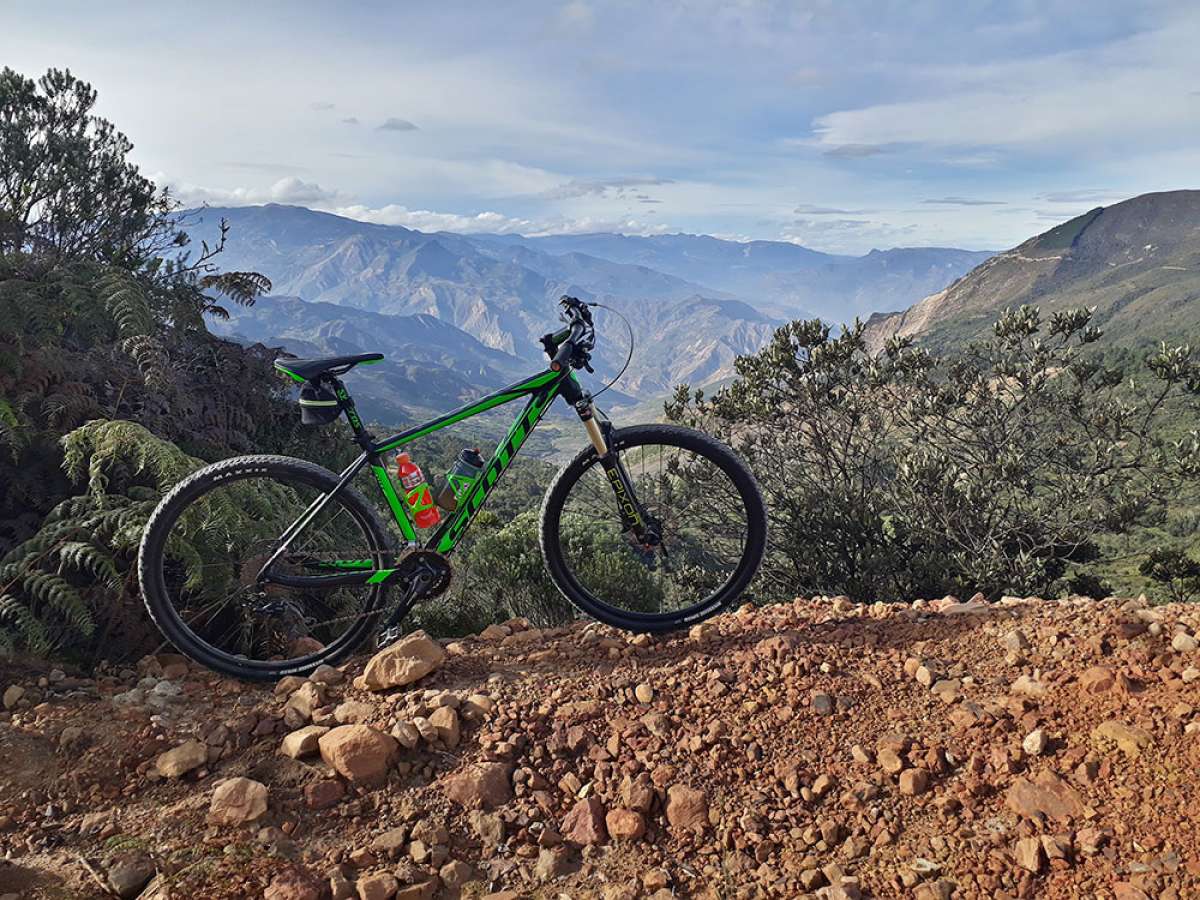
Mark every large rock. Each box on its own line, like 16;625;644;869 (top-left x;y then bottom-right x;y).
208;777;269;825
428;706;461;748
1079;666;1116;694
2;684;24;710
394;879;438;900
562;796;607;845
154;739;207;778
264;868;323;900
665;784;708;832
357;630;445;691
356;872;398;900
1005;770;1085;821
443;762;513;809
318;725;398;784
280;725;329;759
606;807;646;841
1093;720;1153;758
106;851;156;898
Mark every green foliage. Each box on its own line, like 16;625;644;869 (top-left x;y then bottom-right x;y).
0;67;330;659
0;67;170;266
0;421;201;655
668;306;1200;603
1139;548;1200;604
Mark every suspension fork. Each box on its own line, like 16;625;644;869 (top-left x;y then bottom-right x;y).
573;396;654;541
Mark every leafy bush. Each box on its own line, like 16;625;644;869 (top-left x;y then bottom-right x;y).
0;421;200;656
668;307;1200;602
1139;548;1200;603
0;67;314;658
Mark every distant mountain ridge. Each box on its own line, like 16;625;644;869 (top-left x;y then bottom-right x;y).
478;231;993;322
208;295;535;423
187;204;991;422
864;190;1200;353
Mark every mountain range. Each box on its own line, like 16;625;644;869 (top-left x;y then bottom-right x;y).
864;190;1200;353
191;204;990;422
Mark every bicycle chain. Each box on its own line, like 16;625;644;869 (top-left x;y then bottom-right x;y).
253;547;452;634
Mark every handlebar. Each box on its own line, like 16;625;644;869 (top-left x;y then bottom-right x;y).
541;296;595;373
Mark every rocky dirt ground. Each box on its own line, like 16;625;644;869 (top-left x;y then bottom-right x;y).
2;594;1200;900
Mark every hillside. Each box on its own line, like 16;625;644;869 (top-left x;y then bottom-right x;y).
188;206;780;406
186;206;987;413
3;595;1198;898
208;296;535;424
864;191;1200;353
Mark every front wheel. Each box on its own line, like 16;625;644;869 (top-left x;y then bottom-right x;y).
539;424;766;632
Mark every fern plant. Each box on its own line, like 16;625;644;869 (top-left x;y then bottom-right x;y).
0;420;200;657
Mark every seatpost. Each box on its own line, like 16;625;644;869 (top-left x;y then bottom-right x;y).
328;376;373;447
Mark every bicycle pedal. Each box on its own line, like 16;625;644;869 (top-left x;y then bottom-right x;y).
377;626;405;647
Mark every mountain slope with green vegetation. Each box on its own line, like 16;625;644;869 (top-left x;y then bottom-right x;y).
864;190;1200;354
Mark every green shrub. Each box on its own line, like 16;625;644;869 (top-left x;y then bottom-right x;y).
668;307;1200;602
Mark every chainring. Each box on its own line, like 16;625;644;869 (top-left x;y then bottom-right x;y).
393;548;453;601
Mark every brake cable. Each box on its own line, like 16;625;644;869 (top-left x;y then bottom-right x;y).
585;301;634;399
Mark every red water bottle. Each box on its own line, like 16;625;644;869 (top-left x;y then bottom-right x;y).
396;452;441;529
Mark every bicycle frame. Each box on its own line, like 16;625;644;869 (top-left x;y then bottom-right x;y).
258;367;589;588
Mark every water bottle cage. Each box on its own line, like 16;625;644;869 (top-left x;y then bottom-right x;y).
405;484;436;513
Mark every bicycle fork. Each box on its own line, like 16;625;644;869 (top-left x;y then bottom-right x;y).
572;394;660;547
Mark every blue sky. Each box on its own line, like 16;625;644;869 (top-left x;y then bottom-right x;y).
4;1;1200;253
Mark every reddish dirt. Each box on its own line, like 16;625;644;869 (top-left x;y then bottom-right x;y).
2;594;1200;899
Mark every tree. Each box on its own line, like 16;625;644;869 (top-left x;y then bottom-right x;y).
1139;548;1200;604
668;307;1200;602
0;67;173;266
0;68;310;659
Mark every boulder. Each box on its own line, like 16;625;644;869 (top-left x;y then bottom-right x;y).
106;851;156;898
428;706;461;748
443;762;513;809
154;739;207;778
264;868;323;900
356;873;398;900
1005;770;1085;821
606;807;646;841
304;779;345;810
1093;720;1153;758
898;768;930;796
280;725;329;759
562;796;607;845
665;784;708;832
358;630;445;691
208;777;269;825
318;725;398;784
1079;666;1116;694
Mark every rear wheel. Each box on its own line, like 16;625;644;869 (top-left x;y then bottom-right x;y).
138;455;396;680
539;424;766;632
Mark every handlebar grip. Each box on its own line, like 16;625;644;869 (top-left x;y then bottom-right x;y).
550;339;575;372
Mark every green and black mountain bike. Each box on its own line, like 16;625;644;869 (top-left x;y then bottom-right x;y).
138;296;766;679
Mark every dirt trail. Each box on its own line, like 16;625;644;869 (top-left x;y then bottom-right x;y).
2;594;1199;899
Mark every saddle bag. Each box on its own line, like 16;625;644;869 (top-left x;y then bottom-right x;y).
298;383;342;426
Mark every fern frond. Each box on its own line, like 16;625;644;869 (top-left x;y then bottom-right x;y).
96;268;155;339
198;271;271;307
55;541;120;588
0;594;50;655
21;572;95;638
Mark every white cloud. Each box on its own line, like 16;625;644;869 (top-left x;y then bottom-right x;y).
812;13;1200;153
541;176;674;200
331;202;669;237
158;175;346;207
